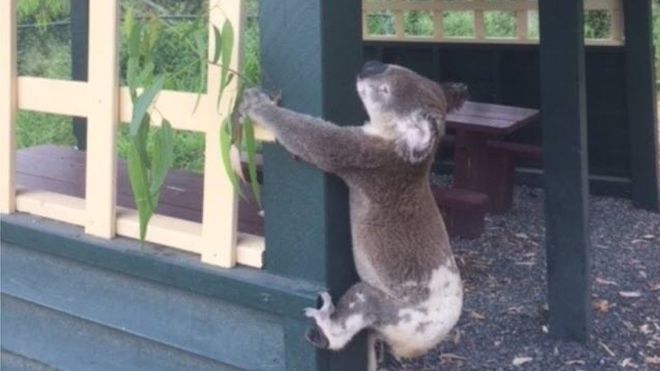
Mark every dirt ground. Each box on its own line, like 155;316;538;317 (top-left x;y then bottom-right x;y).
381;185;660;371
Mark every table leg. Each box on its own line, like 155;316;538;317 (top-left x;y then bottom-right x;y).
453;131;491;192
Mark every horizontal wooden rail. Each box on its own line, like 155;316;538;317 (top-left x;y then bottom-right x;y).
363;0;624;46
13;188;264;268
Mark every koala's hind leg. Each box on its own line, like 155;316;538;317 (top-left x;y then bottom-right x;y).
304;282;387;351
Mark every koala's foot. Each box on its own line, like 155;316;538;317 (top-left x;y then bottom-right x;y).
303;286;377;351
304;292;334;349
305;323;330;349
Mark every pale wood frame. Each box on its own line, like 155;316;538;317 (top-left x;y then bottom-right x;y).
363;0;625;46
1;0;274;269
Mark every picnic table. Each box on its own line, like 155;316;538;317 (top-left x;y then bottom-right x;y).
446;101;540;213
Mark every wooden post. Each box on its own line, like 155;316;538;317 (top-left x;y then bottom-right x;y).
623;1;659;210
71;0;89;151
201;0;244;267
538;0;592;342
260;0;368;369
85;1;119;238
1;0;17;214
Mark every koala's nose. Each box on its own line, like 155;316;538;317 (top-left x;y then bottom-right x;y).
359;60;387;79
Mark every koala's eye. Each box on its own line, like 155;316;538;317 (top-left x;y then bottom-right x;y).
378;84;390;95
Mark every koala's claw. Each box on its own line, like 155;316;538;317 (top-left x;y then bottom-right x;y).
319;292;334;313
304;292;334;321
238;88;274;122
305;324;330;349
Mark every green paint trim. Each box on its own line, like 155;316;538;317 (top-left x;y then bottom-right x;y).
1;214;320;318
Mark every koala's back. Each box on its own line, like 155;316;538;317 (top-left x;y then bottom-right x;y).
345;159;452;298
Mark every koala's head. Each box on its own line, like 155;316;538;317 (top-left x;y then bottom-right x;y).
357;61;466;164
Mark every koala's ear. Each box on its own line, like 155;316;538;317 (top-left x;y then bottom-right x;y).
395;111;440;164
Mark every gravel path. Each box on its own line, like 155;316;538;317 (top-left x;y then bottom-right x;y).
380;184;660;371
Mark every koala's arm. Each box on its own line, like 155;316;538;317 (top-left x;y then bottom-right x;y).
244;95;396;173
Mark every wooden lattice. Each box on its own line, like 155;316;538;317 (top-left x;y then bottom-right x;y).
363;0;624;46
1;0;274;268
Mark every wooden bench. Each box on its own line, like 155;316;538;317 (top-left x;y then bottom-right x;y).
431;186;489;239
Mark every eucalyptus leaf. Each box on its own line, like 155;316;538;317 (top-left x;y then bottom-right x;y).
127;14;142;59
220;117;244;198
150;119;174;197
243;119;262;207
129;75;164;136
220;21;234;87
212;25;222;64
217;20;234;107
127;143;153;243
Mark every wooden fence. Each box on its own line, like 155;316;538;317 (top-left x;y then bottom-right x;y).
1;0;274;269
363;0;624;46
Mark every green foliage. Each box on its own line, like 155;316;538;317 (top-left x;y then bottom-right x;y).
484;11;516;38
443;12;474;37
17;112;76;148
17;0;69;29
124;9;174;243
584;10;611;39
367;11;395;36
404;11;433;37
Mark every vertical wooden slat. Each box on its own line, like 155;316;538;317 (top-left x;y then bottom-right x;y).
1;0;17;214
394;0;405;38
517;10;529;41
201;0;244;267
434;0;444;41
362;11;369;39
474;0;485;39
85;1;119;238
610;9;624;44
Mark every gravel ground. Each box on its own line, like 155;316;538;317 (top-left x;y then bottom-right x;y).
380;183;660;371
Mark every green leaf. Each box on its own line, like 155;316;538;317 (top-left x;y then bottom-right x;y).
127;13;142;59
220;21;234;86
127;143;153;243
138;61;155;87
243;119;261;208
149;119;174;198
223;73;235;88
135;114;151;169
127;58;139;100
217;20;234;107
129;75;164;136
212;25;222;64
219;117;244;198
145;15;161;56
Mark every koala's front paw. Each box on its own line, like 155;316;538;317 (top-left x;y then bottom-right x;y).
238;88;274;122
304;292;334;320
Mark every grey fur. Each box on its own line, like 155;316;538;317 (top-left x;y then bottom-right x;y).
239;63;467;360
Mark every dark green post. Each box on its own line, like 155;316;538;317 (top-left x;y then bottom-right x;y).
71;0;88;150
259;1;367;370
624;1;659;210
538;0;592;341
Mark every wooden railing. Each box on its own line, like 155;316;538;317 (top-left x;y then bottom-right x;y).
363;0;624;46
1;0;274;269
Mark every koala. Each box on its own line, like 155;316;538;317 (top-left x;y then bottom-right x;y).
239;61;468;361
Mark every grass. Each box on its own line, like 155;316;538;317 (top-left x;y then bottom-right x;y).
16;2;660;172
